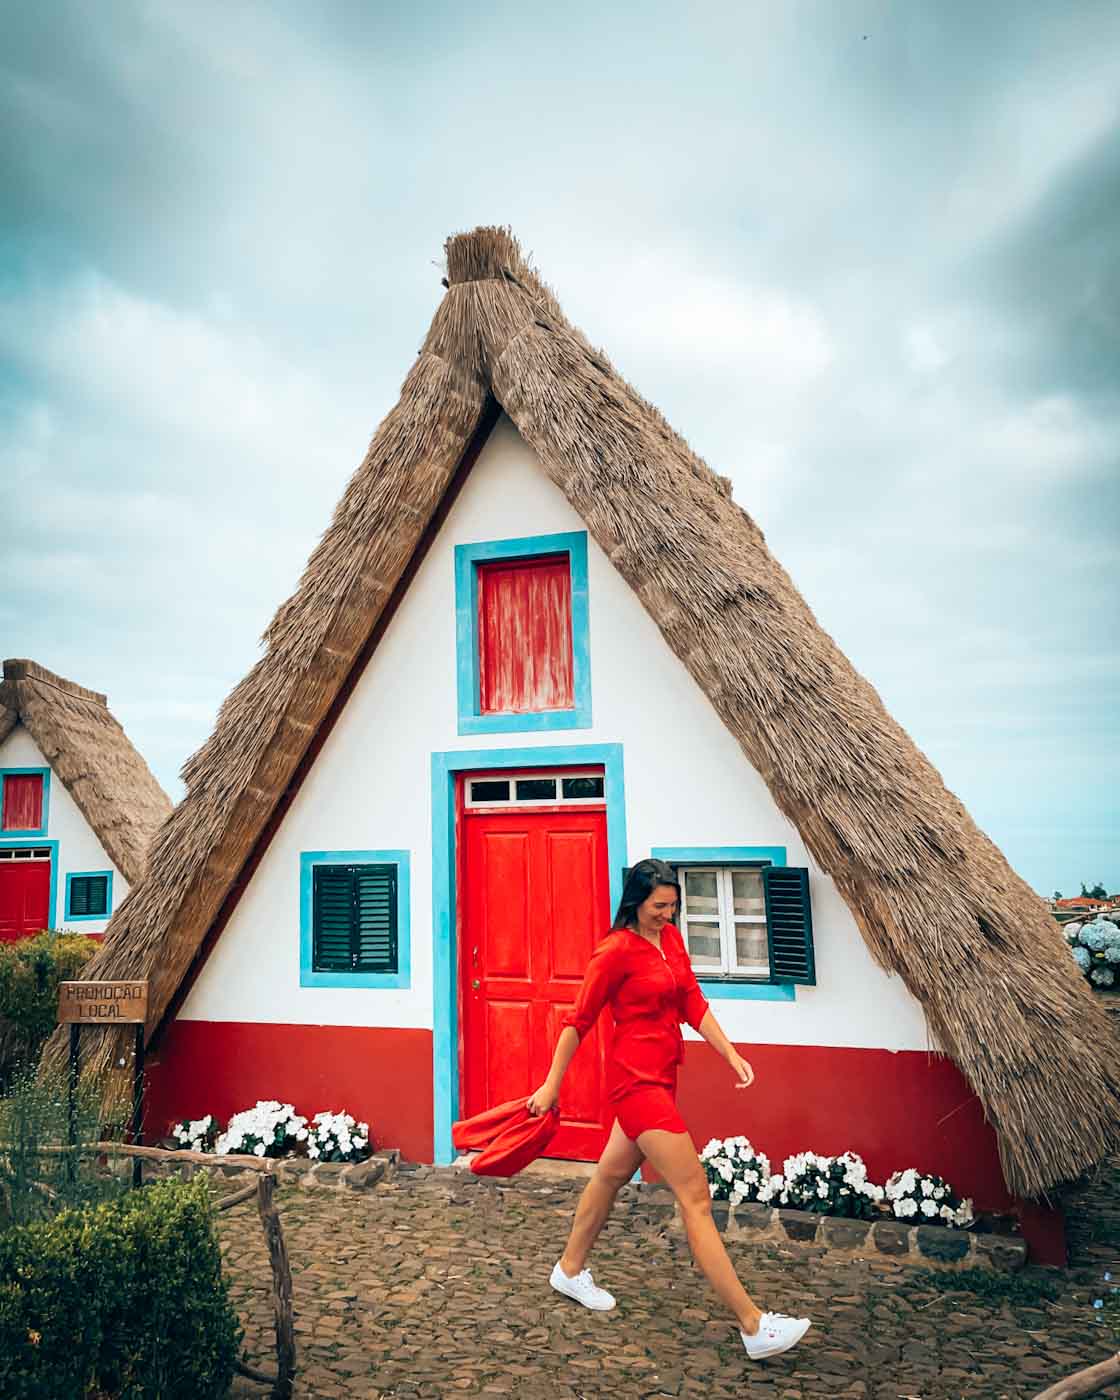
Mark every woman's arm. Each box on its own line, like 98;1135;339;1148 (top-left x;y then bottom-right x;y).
526;1026;580;1115
697;1008;755;1089
527;935;624;1115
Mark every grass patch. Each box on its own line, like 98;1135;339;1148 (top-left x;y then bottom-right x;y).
904;1267;1061;1306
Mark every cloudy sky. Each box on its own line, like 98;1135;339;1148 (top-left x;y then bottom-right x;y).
2;1;1117;896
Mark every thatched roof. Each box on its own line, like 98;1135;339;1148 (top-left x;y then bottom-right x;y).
0;659;172;884
57;227;1119;1197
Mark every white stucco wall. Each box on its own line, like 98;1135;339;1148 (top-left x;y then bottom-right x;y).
181;415;930;1052
0;725;126;934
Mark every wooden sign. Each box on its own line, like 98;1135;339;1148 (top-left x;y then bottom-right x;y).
58;980;148;1024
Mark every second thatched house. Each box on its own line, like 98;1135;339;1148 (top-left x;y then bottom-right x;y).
63;228;1118;1264
0;658;172;938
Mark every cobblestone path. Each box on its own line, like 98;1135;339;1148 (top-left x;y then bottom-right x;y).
221;1159;1119;1400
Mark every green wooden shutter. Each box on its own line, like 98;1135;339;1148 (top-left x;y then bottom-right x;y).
762;866;815;984
70;875;109;917
312;865;355;971
312;864;398;975
353;865;397;972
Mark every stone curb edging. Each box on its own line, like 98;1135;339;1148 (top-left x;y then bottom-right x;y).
140;1150;1025;1273
134;1148;401;1192
708;1196;1026;1272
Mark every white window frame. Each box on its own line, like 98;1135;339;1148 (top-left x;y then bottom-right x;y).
678;865;770;980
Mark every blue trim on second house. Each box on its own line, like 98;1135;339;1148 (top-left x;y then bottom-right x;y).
651;845;796;1002
0;767;52;838
299;849;412;989
0;838;60;930
64;869;114;922
431;742;627;1164
454;531;592;735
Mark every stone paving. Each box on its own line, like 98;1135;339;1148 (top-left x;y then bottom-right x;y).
220;1157;1120;1400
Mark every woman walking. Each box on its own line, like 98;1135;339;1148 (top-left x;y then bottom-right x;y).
527;858;811;1362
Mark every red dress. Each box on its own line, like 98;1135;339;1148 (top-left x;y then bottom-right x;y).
562;924;710;1141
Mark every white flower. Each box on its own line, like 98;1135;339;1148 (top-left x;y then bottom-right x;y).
920;1199;938;1217
254;1143;267;1157
708;1180;718;1197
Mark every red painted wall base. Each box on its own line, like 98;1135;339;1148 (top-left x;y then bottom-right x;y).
145;1022;1065;1264
677;1041;1012;1207
673;1040;1065;1266
145;1020;434;1165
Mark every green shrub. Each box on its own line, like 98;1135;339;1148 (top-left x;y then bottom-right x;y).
0;933;100;1087
0;1176;242;1399
0;1067;127;1229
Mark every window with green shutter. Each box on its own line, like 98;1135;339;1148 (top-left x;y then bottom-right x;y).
644;848;815;990
312;863;398;975
65;871;112;921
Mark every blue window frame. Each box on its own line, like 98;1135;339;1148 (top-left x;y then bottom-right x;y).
0;768;51;838
299;850;411;989
650;846;796;1002
454;531;592;735
65;870;113;921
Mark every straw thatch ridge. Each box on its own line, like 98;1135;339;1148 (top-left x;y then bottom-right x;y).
1;659;172;885
56;227;1119;1197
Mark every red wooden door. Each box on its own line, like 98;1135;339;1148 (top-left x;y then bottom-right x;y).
0;857;51;941
461;798;612;1160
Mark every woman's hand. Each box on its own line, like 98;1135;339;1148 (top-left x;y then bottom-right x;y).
526;1082;559;1116
728;1051;755;1089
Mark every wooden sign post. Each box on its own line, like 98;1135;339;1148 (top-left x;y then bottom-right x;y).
58;980;149;1188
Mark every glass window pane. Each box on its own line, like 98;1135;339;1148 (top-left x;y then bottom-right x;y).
515;777;557;801
734;922;769;969
470;780;510;803
683;870;719;916
684;919;723;969
732;869;765;916
561;775;604;799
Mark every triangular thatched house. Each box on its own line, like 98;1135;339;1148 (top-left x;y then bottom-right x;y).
61;228;1117;1259
0;658;172;937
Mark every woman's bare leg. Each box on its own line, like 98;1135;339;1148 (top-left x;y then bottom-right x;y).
558;1120;644;1276
638;1128;764;1334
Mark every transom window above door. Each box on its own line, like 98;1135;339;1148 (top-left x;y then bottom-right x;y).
455;532;592;735
464;770;605;808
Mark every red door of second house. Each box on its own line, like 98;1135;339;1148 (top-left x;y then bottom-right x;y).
0;856;51;941
461;799;613;1160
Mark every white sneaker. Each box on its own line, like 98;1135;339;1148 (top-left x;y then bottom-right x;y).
740;1312;812;1360
549;1261;616;1311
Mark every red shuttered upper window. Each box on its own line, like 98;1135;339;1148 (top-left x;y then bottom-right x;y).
477;554;574;714
1;774;45;832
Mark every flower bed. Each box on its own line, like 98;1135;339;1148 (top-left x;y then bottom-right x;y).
168;1102;371;1163
700;1136;973;1232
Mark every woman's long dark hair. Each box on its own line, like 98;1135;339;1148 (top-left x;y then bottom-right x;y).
612;858;681;930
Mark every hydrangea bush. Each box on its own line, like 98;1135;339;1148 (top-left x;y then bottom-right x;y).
214;1100;309;1158
884;1167;974;1228
1064;917;1120;989
172;1114;221;1153
699;1135;781;1205
777;1151;885;1219
307;1111;371;1163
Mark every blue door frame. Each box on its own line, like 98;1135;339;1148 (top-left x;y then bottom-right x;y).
430;743;627;1163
